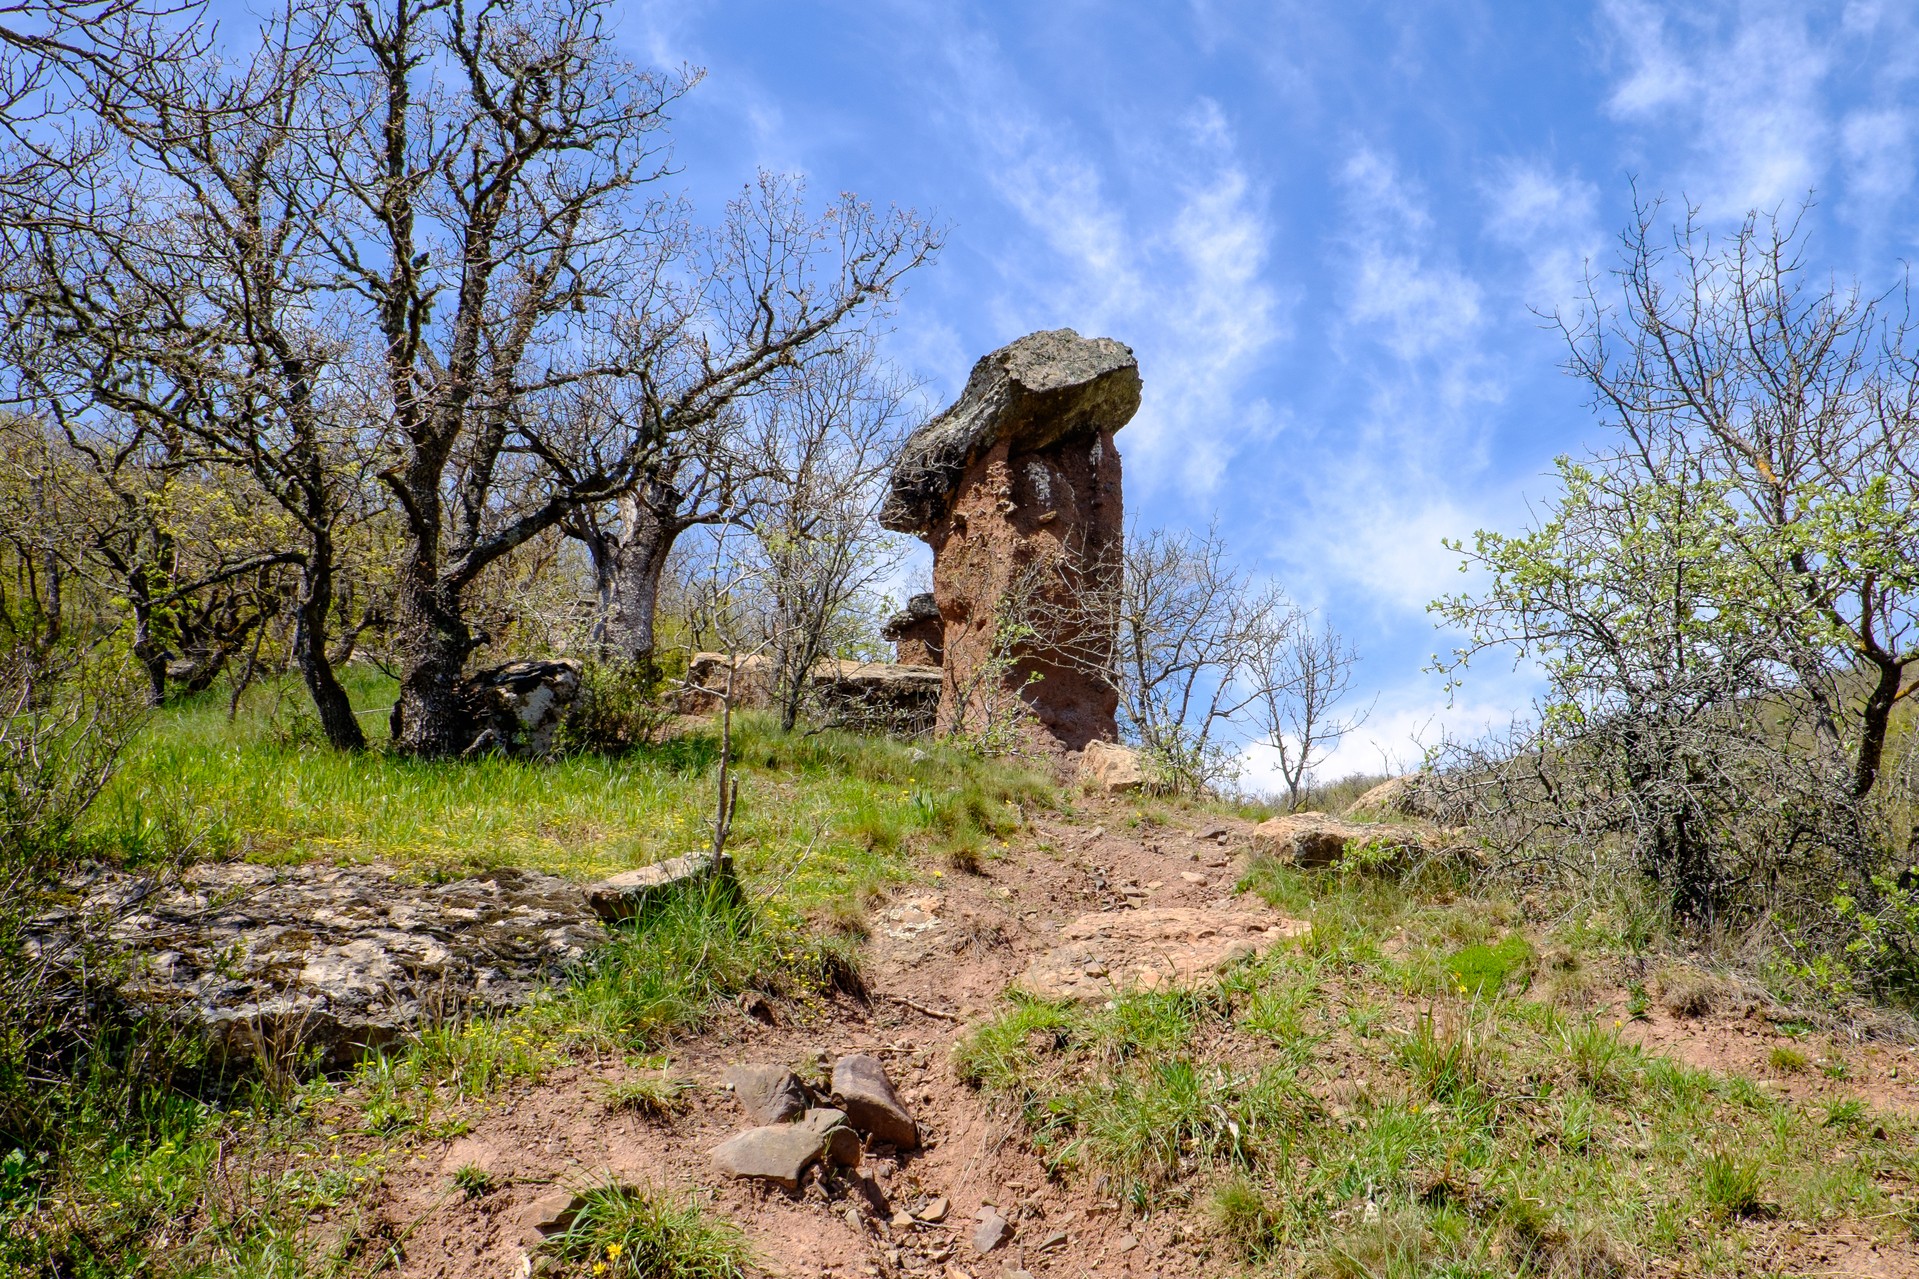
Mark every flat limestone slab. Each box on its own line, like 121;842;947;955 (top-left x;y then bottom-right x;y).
1018;905;1308;1001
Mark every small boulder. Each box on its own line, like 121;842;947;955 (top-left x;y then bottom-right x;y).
1251;813;1431;869
1341;774;1445;822
456;658;582;757
1078;740;1147;794
832;1053;920;1150
582;852;734;923
724;1064;810;1125
710;1124;826;1189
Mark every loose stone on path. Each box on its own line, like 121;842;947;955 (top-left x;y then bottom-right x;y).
832;1053;920;1149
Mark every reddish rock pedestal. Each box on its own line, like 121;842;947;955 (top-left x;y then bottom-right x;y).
880;329;1139;753
881;593;944;667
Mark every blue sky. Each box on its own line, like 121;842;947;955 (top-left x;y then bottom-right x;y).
629;1;1917;782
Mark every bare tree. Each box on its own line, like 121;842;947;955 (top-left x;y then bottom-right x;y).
1;0;936;755
743;341;910;731
1103;524;1288;793
1249;607;1368;810
0;2;380;742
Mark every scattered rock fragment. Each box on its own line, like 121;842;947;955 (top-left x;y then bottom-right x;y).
516;1186;589;1246
832;1053;920;1149
972;1208;1011;1253
710;1124;827;1189
917;1195;950;1222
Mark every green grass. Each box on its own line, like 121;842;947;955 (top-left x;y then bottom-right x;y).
542;1179;751;1279
957;852;1919;1275
17;672;1053;1278
89;671;1053;903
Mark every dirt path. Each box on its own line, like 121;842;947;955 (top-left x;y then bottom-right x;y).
345;799;1919;1278
351;798;1254;1278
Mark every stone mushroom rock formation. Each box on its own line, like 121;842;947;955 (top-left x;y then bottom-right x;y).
881;329;1140;753
881;592;944;666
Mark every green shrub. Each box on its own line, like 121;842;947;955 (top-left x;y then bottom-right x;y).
559;660;676;756
1444;934;1535;997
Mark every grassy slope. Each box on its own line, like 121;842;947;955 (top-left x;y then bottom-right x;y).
90;671;1047;908
17;679;1052;1279
34;684;1919;1277
958;857;1919;1276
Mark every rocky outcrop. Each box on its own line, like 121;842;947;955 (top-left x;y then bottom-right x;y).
881;329;1140;753
806;660;942;736
881;593;944;667
32;862;608;1068
680;652;776;714
1018;905;1308;1000
681;652;941;736
454;658;582;757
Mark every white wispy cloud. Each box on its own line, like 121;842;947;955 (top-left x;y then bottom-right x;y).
925;30;1286;496
1483;160;1603;316
1597;0;1919;226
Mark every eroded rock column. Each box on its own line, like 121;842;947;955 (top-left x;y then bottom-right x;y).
880;329;1140;753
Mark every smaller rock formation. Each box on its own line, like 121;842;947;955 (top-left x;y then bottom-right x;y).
724;1063;810;1125
582;851;736;923
881;593;944;667
1018;905;1309;1001
455;658;582;756
831;1053;920;1150
1077;740;1147;793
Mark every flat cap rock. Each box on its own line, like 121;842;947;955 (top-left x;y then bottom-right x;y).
831;1053;920;1150
881;329;1140;535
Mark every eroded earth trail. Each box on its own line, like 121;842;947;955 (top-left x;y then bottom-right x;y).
346;799;1919;1279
